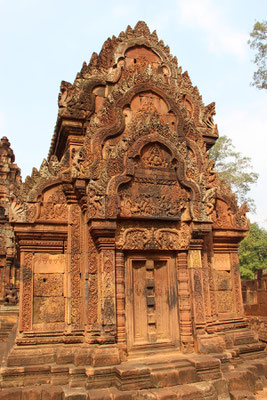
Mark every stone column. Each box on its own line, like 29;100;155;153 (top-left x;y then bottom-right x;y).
176;251;194;352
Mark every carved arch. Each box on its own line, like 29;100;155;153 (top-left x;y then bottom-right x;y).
107;134;200;199
91;85;186;157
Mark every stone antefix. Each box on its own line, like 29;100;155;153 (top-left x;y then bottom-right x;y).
1;21;266;398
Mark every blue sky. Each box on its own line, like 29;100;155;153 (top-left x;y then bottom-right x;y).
0;0;266;227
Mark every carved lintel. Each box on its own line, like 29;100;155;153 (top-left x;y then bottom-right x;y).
117;226;191;250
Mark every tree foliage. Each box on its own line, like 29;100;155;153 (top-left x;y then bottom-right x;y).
248;20;267;90
239;223;267;279
209;135;258;212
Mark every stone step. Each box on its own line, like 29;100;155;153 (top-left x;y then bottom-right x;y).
1;360;200;391
0;363;266;399
0;381;221;400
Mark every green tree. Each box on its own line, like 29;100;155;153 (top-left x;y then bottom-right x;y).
239;223;267;279
209;135;258;212
248;20;267;90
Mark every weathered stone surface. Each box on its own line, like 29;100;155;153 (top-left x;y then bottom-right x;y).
0;389;22;400
41;385;63;400
229;390;255;400
21;387;42;400
91;347;120;367
225;370;257;394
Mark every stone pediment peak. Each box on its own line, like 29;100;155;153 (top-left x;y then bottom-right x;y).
48;22;219;162
11;155;62;204
80;21;178;76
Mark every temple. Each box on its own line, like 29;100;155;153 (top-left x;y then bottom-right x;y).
0;21;266;399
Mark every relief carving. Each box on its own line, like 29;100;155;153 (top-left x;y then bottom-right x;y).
34;274;63;297
88;274;98;325
87;183;105;218
141;143;171;168
102;250;115;327
192;269;205;323
119;192;181;218
39;189;67;221
34;297;65;323
217;291;233;313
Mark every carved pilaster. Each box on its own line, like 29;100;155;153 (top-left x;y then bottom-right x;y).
201;242;212;321
176;251;194;353
188;239;206;330
101;250;116;339
87;231;98;335
70;204;82;329
231;252;244;315
203;233;218;330
115;250;126;345
20;252;33;332
89;220;117;343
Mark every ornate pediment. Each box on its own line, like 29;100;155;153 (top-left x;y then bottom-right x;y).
42;21;248;230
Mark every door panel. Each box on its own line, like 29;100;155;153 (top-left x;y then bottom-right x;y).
126;254;179;351
132;260;147;344
154;260;171;342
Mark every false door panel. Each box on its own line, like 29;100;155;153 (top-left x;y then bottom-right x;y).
126;254;179;351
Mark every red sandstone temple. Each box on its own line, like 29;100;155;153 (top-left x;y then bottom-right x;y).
0;22;266;399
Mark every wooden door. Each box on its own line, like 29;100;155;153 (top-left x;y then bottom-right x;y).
126;254;179;352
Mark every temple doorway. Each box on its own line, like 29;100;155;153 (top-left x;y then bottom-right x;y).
125;253;180;352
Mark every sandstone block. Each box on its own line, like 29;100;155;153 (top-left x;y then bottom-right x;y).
91;346;120;367
41;385;63;400
0;389;21;400
22;387;42;400
229;390;255;400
